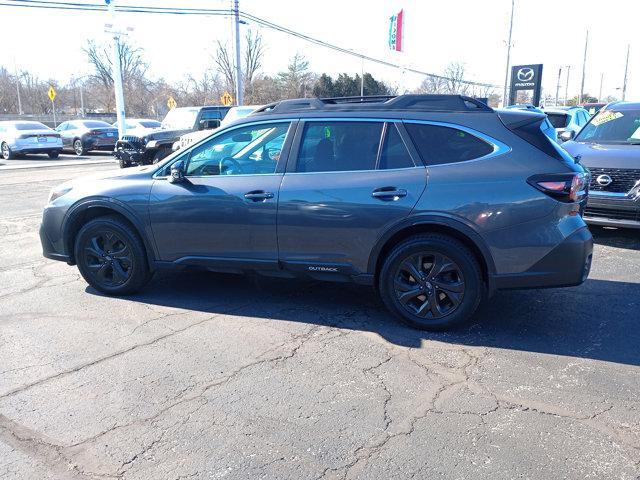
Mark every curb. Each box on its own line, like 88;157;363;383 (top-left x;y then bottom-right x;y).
0;159;117;171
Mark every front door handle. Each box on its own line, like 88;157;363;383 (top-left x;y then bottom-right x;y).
244;191;275;202
371;187;408;201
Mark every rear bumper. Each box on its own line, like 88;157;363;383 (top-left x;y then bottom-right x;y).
492;226;593;290
13;142;62;153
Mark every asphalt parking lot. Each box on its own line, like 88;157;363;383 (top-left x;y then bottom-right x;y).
0;151;116;170
0;163;639;480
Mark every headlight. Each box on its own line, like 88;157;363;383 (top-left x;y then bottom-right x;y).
172;141;180;151
48;186;72;203
146;140;159;148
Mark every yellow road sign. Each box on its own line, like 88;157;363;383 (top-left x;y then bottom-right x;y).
167;96;177;109
220;91;234;106
47;86;56;102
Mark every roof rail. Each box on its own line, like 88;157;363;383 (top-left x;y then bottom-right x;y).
252;94;493;116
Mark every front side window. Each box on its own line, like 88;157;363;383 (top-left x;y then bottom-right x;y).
296;121;383;172
404;123;494;165
185;122;289;176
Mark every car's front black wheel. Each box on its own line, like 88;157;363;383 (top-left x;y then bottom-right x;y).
379;234;483;331
74;215;151;295
1;142;14;160
118;157;130;168
47;150;60;159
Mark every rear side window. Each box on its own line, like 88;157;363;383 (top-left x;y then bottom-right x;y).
297;121;383;172
379;124;415;169
404;123;493;165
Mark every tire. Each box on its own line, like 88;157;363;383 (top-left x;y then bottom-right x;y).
47;151;60;159
152;147;169;164
74;215;151;295
118;157;130;169
73;139;86;156
1;142;15;160
378;234;483;331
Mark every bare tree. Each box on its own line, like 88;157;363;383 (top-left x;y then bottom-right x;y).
84;39;148;87
442;62;469;95
277;53;313;99
213;30;266;101
415;75;447;94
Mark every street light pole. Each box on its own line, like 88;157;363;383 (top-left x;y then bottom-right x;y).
360;56;364;97
233;0;243;106
108;0;127;138
555;67;562;106
502;0;515;107
622;44;630;101
564;65;571;106
598;72;604;103
579;30;588;104
13;58;22;115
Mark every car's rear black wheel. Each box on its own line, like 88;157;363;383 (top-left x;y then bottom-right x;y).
74;215;151;295
379;234;483;331
73;139;86;156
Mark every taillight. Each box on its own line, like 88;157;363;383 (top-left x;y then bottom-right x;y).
90;130;101;135
528;172;588;202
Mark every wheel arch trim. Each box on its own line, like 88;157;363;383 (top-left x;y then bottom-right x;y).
62;198;158;267
368;214;497;288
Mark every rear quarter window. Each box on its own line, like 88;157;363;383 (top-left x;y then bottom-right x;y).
404;123;493;165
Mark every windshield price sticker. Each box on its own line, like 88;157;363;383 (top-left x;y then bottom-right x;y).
592;111;623;126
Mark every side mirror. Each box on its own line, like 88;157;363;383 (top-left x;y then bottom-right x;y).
559;130;575;142
168;160;185;183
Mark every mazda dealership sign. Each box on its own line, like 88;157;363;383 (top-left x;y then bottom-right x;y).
509;64;543;106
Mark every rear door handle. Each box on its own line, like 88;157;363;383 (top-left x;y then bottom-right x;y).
371;187;408;200
244;191;275;201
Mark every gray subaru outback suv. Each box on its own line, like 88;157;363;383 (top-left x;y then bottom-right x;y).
40;95;593;330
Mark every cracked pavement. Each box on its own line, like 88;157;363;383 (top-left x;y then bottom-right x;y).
1;164;639;479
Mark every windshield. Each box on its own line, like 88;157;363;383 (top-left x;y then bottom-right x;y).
575;109;640;144
546;113;569;129
139;120;161;128
162;108;199;130
14;122;49;131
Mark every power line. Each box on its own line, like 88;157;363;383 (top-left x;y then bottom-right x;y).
0;0;501;89
241;11;500;88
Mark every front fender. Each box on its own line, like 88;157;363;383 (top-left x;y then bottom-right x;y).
62;197;158;267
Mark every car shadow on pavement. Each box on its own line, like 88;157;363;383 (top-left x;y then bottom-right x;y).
88;269;640;367
591;226;640;251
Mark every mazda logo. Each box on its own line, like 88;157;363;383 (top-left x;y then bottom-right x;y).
517;68;535;82
596;174;613;187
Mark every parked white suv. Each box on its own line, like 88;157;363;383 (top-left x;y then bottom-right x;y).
0;121;63;160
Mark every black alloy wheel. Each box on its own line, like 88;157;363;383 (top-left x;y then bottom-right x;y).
393;252;465;319
75;215;151;295
379;234;483;331
83;231;133;287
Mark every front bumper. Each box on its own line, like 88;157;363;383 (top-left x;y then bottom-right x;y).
39;222;70;263
492;226;593;290
583;193;640;229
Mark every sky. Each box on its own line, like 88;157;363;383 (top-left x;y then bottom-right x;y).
0;0;637;102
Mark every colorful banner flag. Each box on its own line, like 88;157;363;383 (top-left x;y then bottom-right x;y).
388;9;403;52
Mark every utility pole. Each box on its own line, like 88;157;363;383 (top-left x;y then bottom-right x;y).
555;67;562;106
79;83;85;117
598;72;604;102
579;30;588;104
13;58;22;115
622;44;630;101
502;0;515;107
360;56;364;97
233;0;243;106
564;65;571;106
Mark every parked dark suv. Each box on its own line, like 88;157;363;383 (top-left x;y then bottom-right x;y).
40;95;592;330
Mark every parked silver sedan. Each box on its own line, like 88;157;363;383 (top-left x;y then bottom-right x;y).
0;121;63;160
